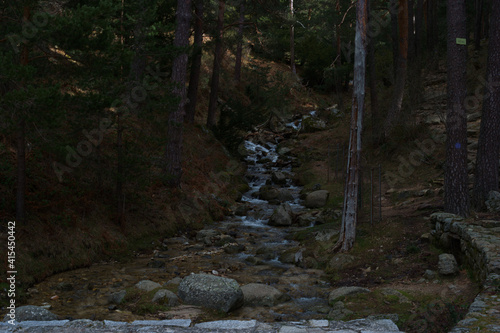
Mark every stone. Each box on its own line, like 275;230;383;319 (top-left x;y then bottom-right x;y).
305;190;329;208
277;189;294;202
234;203;251;216
272;171;287;185
135;280;162;292
194;320;257;330
165;277;182;287
196;229;221;245
326;254;355;271
486;191;500;213
241;283;290;307
328;286;370;303
178;274;244;313
424;270;437;280
222;242;246;254
152;289;179;306
438;253;459;276
4;305;58;322
108;290;127;304
258;185;280;202
268;203;293;227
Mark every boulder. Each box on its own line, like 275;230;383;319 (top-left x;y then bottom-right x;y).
258;185;280;202
438;253;459;276
302;116;326;132
108;290;127;304
326;254;355;271
4;305;58;322
196;229;221;245
305;190;329;208
277;189;294;202
152;289;179;306
135;280;162;292
178;274;244;313
271;171;287;185
241;283;290;307
486;191;500;213
328;287;370;303
268;203;293;226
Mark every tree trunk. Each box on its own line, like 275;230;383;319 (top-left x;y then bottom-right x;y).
164;0;192;187
427;0;437;57
390;0;398;79
474;0;484;50
207;0;225;128
408;0;415;61
383;0;409;138
415;0;424;57
444;0;469;217
186;0;204;124
367;0;379;146
333;0;367;253
290;0;296;74
472;0;500;210
234;0;245;82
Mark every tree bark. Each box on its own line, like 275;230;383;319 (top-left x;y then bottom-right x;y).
207;0;225;128
390;0;398;79
186;0;204;124
290;0;296;74
444;0;469;217
383;0;408;138
408;0;415;61
415;0;424;57
472;0;500;210
367;0;379;146
234;0;245;82
474;0;484;50
333;0;367;253
164;0;192;187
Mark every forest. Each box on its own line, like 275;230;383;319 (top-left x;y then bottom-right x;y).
0;0;499;332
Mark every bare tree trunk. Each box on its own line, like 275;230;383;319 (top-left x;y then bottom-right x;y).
164;0;192;187
290;0;296;74
444;0;469;217
474;0;484;50
234;0;245;82
415;0;424;57
472;0;500;210
367;0;379;146
332;0;367;253
383;0;409;138
408;0;415;61
207;0;225;128
186;0;204;124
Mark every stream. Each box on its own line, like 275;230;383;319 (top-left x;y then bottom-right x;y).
23;133;334;323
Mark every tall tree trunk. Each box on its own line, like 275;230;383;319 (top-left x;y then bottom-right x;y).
383;0;409;138
335;0;343;109
186;0;204;124
390;0;399;79
207;0;225;128
472;0;500;210
290;0;296;74
427;0;437;57
164;0;192;187
444;0;469;216
408;0;415;61
474;0;484;50
415;0;424;57
367;0;379;146
234;0;245;82
333;0;367;253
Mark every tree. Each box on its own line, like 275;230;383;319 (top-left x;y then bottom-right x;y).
383;0;409;138
474;0;484;50
415;0;424;58
207;0;225;128
444;0;469;216
367;0;379;145
186;0;204;124
289;0;296;74
164;0;192;187
234;0;245;82
332;0;367;253
472;0;500;210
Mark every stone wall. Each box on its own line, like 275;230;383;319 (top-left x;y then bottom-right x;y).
430;212;500;332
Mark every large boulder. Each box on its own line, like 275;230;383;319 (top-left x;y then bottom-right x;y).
268;203;293;226
258;185;280;202
4;305;58;322
486;191;500;213
305;190;330;208
328;287;370;303
241;283;290;307
152;289;179;306
438;253;459;276
271;171;287;185
178;274;244;313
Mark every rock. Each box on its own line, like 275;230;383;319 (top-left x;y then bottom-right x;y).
424;270;437;280
326;254;355;271
54;282;74;291
108;290;127;305
135;280;162;292
380;288;410;303
222;242;246;254
165;277;182;287
314;229;339;242
302;116;326;132
305;190;329;208
328;301;353;320
148;260;166;268
486;191;500;213
178;274;244;313
328;286;370;303
272;171;287;185
277;189;294;202
152;289;179;306
234;203;251;216
258;185;280;202
268;203;293;227
196;229;221;245
4;305;58;322
438;253;459;276
241;283;290;307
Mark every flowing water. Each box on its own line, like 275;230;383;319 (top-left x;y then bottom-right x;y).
23;136;333;322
